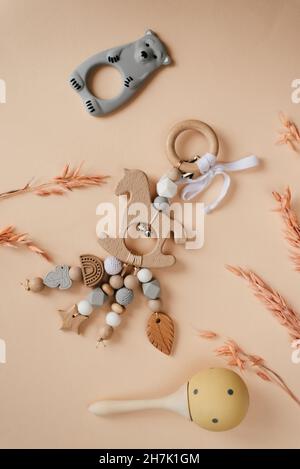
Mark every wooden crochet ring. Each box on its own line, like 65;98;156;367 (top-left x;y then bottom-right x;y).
166;119;219;176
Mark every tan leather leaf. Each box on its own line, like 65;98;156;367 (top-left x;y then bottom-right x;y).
146;312;174;355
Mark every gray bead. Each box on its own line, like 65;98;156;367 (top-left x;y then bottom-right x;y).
142;279;160;299
87;287;107;307
115;287;134;306
153;196;169;213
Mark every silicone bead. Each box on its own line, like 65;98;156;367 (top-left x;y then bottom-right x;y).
137;268;153;283
87;287;107;307
77;300;93;317
69;266;83;282
109;275;124;290
104;256;123;275
153;196;170;213
124;274;139;290
156;177;178;198
142;279;160;299
115;287;134;306
106;311;122;327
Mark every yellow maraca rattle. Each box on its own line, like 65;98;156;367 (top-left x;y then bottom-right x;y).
89;368;249;431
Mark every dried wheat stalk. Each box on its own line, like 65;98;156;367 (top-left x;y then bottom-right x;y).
273;187;300;270
0;162;108;200
276;111;300;151
0;225;51;261
198;332;300;406
226;265;300;342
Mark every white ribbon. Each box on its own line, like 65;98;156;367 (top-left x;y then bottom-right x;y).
180;153;259;214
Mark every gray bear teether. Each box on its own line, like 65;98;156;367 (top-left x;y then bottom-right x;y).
43;265;72;290
69;30;171;117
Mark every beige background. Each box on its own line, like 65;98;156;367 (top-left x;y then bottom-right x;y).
0;0;300;449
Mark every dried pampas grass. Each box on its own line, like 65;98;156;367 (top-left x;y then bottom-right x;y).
0;162;108;201
226;265;300;343
198;332;300;406
0;225;51;261
273;187;300;271
276;112;300;151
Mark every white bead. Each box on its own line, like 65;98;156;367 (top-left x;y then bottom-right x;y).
153;196;169;213
156;177;178;198
104;256;123;275
137;268;153;283
77;299;93;317
106;311;122;327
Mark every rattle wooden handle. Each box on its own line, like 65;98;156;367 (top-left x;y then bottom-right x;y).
88;385;189;418
88;398;167;416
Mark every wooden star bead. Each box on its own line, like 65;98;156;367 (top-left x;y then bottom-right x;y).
102;283;114;296
111;303;125;314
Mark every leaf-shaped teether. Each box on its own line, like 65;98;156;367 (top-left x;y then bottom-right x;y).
146;312;174;355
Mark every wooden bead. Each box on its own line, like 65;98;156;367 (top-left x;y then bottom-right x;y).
102;283;114;296
148;299;162;312
109;275;124;290
124;274;139;290
69;266;83;282
98;325;113;340
111;303;125;314
167;167;181;182
29;277;44;292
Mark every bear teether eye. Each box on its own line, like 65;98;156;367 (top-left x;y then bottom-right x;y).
145;43;149;47
193;389;198;395
212;418;219;424
153;54;157;59
227;388;234;395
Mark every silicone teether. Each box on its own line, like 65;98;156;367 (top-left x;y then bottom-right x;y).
69;30;171;117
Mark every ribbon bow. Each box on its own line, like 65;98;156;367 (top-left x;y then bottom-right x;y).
180;153;259;214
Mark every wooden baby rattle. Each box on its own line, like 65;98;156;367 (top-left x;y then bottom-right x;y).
89;367;249;432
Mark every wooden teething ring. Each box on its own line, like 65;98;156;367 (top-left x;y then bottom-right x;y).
166;119;219;176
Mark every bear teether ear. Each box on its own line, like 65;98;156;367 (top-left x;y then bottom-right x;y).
163;56;171;65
